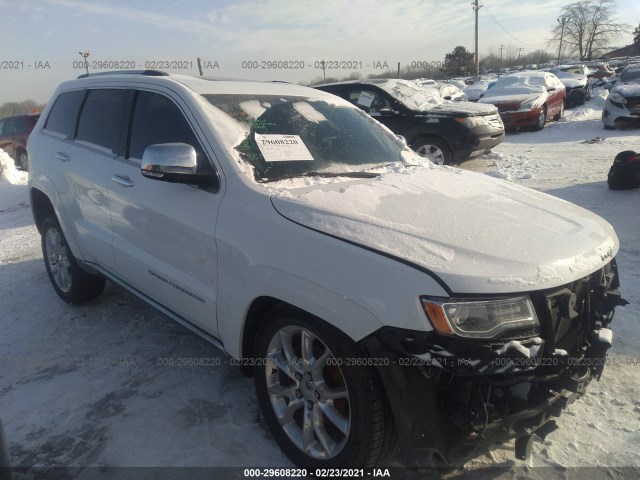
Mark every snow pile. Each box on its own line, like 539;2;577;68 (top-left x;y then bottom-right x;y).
0;150;28;187
0;150;29;215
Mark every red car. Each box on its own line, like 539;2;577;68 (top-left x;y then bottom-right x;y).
0;113;40;170
478;72;566;131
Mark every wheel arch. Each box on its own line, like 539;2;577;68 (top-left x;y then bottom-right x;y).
239;295;286;376
30;187;56;234
409;133;451;150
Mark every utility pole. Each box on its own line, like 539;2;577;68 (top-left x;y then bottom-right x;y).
472;0;482;80
79;50;90;76
516;48;525;63
557;17;567;66
499;44;506;78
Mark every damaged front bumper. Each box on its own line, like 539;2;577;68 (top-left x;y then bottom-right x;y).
360;259;626;464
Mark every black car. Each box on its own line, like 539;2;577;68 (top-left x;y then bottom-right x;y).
0;113;40;171
550;65;594;107
315;79;504;165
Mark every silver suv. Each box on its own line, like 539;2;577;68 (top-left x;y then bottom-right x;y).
28;71;624;468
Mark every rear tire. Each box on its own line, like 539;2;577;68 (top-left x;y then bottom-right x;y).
17;150;29;171
253;307;398;469
41;217;105;304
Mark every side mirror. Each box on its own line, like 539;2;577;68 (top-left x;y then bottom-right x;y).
396;135;407;146
141;143;213;187
379;107;396;116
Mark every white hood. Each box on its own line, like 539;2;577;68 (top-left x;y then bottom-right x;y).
271;168;618;294
613;83;640;96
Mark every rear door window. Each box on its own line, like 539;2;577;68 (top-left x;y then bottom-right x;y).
44;90;86;139
76;89;128;154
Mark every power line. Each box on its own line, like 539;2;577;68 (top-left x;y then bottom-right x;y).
481;3;545;48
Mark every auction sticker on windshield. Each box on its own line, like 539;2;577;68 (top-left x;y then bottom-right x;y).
255;134;314;162
357;91;375;108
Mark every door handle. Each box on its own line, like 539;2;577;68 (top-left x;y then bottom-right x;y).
55;152;70;162
111;174;134;187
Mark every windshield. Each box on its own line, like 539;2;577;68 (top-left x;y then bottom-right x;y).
376;80;441;110
202;94;406;182
619;68;640;83
484;75;545;97
553;69;582;78
557;66;583;75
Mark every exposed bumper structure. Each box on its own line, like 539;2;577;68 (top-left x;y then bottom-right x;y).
498;108;542;129
361;259;626;464
602;97;640;129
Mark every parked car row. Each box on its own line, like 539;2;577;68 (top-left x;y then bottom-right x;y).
315;78;504;165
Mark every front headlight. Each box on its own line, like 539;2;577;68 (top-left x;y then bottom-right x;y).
608;92;627;105
455;116;489;128
421;296;539;339
519;98;543;111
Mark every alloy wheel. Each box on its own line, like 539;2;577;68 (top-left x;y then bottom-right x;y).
45;227;72;293
265;325;351;460
415;144;446;165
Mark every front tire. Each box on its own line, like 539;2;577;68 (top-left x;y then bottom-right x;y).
554;102;564;121
412;137;452;165
253;307;397;469
41;217;106;304
532;106;547;131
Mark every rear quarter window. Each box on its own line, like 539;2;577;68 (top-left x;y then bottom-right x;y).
44;90;86;139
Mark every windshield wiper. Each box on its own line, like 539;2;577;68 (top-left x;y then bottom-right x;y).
260;170;380;183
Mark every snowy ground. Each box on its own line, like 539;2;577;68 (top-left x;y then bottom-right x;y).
0;88;638;478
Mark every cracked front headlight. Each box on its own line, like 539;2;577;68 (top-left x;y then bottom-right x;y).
421;296;539;339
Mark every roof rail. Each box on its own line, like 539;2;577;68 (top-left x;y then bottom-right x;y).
76;69;169;79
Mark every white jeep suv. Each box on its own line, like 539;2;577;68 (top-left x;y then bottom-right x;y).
28;71;624;468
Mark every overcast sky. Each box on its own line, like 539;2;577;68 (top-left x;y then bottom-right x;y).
0;0;638;104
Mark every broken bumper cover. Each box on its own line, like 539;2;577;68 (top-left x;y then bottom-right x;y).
360;259;624;464
361;326;613;464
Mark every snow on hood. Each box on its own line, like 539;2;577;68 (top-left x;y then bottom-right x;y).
558;76;587;89
613;83;640;96
422;101;497;116
478;93;541;107
270;167;618;294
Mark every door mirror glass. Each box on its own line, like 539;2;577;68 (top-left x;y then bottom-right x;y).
141;143;213;187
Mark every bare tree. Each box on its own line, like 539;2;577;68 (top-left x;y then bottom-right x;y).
548;0;628;60
0;100;45;119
